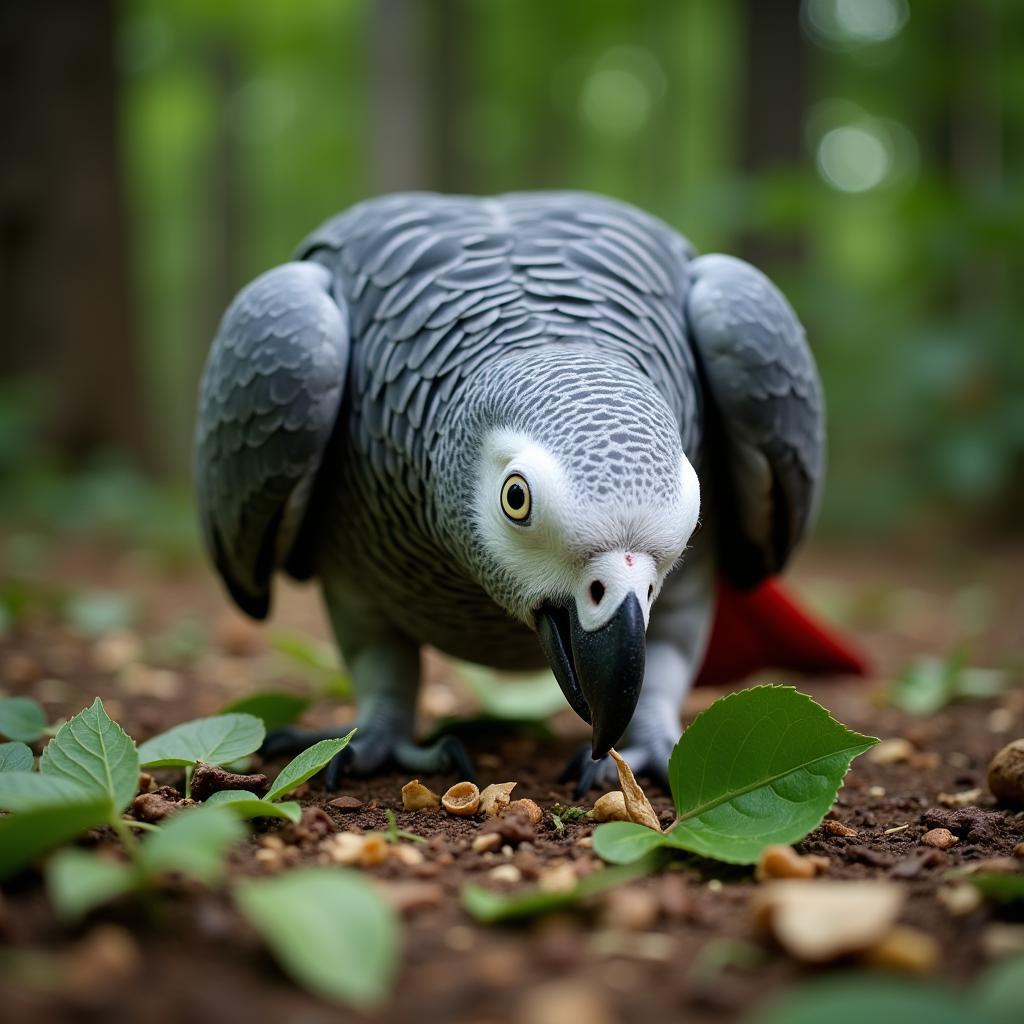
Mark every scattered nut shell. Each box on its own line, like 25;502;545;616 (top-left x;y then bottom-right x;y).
479;781;517;816
921;828;958;850
538;861;578;893
402;780;440;811
862;925;940;974
391;843;425;867
987;739;1024;806
592;791;630;823
508;798;542;825
868;738;916;765
756;845;818;881
937;788;982;807
609;749;662;832
824;819;858;837
752;880;906;963
322;833;367;865
442;781;481;816
472;833;502;854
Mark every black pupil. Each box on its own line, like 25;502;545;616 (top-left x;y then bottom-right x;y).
506;483;526;511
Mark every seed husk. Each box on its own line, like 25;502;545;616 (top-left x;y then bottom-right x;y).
402;779;441;811
609;749;662;832
442;781;480;816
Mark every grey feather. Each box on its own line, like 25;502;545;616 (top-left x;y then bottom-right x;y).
195;261;350;619
684;253;824;585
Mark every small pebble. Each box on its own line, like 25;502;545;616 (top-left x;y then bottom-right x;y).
824;820;858;837
516;979;615;1024
328;795;363;812
987;739;1024;806
868;738;915;765
755;845;817;881
538;861;578;893
488;864;522;885
472;832;502;854
599;886;659;931
1013;842;1024;859
921;828;958;850
937;884;982;916
937;788;983;807
868;785;886;798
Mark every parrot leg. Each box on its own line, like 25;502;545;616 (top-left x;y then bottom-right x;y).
260;594;475;787
564;539;715;797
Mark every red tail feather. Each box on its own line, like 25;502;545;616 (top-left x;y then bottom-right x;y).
695;577;870;687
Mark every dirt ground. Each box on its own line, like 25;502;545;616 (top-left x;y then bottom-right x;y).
1;535;1023;1023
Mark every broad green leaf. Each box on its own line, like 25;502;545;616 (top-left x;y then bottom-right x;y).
0;798;112;879
39;698;139;815
666;686;876;864
463;857;658;923
138;713;265;768
205;789;302;823
264;732;354;802
750;977;971;1024
219;692;311;731
455;664;568;721
0;696;46;742
236;867;399;1007
0;771;94;811
971;873;1024;904
975;956;1024;1024
0;741;33;772
47;848;135;921
592;821;672;865
138;805;245;885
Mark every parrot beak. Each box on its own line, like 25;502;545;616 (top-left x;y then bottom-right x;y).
536;591;646;759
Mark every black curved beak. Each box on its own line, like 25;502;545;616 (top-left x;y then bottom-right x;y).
536;593;646;759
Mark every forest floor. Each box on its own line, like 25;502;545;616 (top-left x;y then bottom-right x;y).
1;532;1023;1023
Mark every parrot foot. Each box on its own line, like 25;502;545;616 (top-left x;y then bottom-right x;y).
560;739;672;799
261;725;475;790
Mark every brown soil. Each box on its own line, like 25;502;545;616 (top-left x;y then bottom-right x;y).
1;537;1023;1024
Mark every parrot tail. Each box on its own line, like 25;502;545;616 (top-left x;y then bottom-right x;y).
695;577;870;687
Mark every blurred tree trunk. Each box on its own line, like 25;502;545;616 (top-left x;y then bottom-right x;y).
368;0;470;194
0;0;150;465
739;0;806;267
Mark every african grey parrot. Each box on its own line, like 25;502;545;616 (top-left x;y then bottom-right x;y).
195;191;849;793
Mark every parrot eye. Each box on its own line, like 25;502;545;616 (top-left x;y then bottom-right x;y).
500;474;531;523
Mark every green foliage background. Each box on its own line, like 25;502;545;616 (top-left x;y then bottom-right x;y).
6;0;1024;539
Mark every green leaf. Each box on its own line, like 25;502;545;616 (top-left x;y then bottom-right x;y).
0;771;95;811
47;848;135;921
138;805;245;885
455;664;568;721
264;732;354;802
205;789;302;823
971;873;1024;904
0;696;46;742
270;631;351;697
0;798;112;879
137;713;265;768
462;857;659;923
235;867;399;1007
219;692;312;731
666;686;876;864
0;741;33;772
750;977;971;1024
592;822;672;865
39;698;139;815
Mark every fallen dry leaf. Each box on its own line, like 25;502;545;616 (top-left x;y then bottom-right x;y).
609;749;662;832
752;880;906;963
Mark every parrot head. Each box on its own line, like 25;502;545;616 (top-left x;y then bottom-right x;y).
453;349;701;757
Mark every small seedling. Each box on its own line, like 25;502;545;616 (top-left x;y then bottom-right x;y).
549;803;589;833
593;686;877;866
270;629;351;697
381;808;426;844
206;732;355;823
463;855;658;923
886;646;1015;716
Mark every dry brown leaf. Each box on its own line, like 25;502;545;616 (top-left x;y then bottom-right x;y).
609;748;662;832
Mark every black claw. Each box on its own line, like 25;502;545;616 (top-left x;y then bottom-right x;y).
558;743;591;785
260;726;318;762
324;746;355;791
573;755;610;799
437;735;476;783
